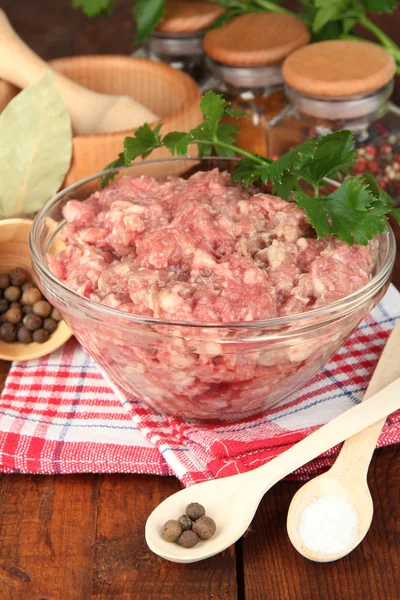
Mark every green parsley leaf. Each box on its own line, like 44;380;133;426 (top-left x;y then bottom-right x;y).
72;0;113;17
297;130;355;187
200;92;229;136
295;177;390;245
134;0;165;43
363;0;397;13
163;131;192;156
124;123;163;163
312;0;353;32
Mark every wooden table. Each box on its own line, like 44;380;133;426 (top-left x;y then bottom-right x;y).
1;2;400;598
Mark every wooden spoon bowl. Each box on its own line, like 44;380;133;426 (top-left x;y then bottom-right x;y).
0;218;71;361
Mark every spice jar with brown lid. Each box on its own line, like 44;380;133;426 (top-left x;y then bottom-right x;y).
141;1;225;86
267;40;400;204
202;13;310;155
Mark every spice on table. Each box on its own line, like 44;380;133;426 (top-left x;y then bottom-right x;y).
178;515;193;531
0;268;61;345
4;286;21;303
192;516;217;540
17;327;33;344
33;329;49;344
178;530;199;548
161;519;182;543
51;308;62;322
0;322;16;342
21;287;43;306
43;318;58;334
5;305;22;325
10;267;30;287
33;300;52;318
297;495;359;555
23;313;42;332
160;502;216;548
185;502;206;521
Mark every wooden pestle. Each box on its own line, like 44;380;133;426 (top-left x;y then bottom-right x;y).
0;9;159;134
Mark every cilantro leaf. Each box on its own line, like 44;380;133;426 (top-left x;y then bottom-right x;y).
363;0;397;12
163;131;191;156
294;177;390;245
134;0;165;44
72;0;113;17
124;123;163;163
312;0;353;32
200;92;229;136
297;130;355;187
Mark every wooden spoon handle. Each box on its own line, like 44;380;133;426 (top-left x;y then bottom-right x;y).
245;374;400;493
330;321;400;479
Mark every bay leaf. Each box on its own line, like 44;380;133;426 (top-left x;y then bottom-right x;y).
0;71;72;219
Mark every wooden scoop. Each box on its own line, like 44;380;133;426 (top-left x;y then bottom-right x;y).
0;9;159;134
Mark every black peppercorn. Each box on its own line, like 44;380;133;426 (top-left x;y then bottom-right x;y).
0;322;17;343
33;329;49;344
161;520;182;542
5;306;22;325
4;286;21;303
23;313;42;331
10;267;30;287
0;274;10;290
185;503;206;521
17;327;33;344
0;298;9;314
178;515;193;531
192;516;216;540
178;530;199;548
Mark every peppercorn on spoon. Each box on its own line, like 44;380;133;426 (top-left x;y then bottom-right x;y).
146;365;400;562
286;321;400;563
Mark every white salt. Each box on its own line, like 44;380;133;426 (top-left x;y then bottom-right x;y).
298;495;359;555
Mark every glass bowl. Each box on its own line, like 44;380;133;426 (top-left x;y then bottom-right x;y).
30;158;395;422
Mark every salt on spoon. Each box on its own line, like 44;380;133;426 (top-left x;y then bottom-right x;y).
287;321;400;562
146;373;400;563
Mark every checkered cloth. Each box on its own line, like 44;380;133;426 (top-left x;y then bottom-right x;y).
1;285;399;487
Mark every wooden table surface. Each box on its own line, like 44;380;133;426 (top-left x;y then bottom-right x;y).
1;2;400;599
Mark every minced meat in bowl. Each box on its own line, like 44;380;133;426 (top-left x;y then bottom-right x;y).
30;158;395;422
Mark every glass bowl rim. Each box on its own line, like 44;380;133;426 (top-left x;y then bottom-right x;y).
30;156;396;330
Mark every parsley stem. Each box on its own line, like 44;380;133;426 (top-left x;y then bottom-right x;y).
211;138;270;165
251;0;294;15
359;14;400;61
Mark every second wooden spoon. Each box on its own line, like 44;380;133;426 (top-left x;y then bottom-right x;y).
287;321;400;562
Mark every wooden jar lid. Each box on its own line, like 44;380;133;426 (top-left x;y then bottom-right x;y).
156;1;225;34
203;13;310;66
282;40;396;97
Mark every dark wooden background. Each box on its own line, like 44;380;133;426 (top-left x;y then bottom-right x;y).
0;1;400;599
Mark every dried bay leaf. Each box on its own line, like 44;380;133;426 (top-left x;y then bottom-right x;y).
0;71;72;219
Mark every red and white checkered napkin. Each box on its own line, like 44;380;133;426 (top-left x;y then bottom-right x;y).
1;285;400;487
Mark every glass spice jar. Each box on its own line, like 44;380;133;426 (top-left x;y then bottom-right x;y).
202;13;310;155
267;40;400;205
139;1;224;88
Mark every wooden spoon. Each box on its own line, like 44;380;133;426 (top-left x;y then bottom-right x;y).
0;9;159;134
145;370;400;563
286;320;400;562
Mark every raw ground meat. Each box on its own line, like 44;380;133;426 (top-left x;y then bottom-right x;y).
48;170;380;420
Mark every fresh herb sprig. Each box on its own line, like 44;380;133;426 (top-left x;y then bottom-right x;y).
72;1;400;71
102;91;399;246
